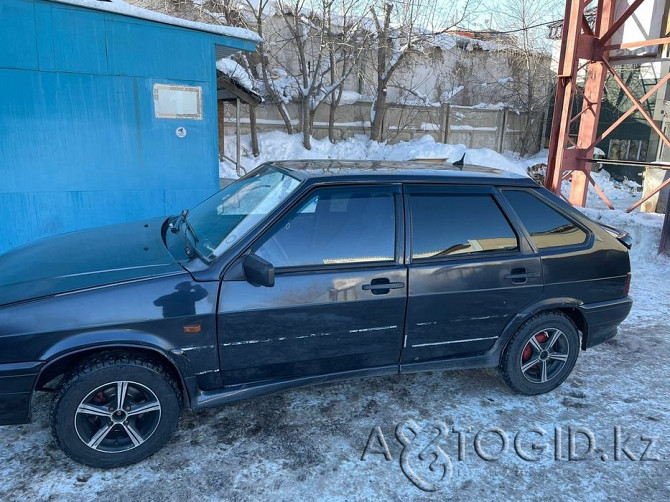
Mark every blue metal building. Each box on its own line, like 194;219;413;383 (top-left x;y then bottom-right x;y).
0;0;258;253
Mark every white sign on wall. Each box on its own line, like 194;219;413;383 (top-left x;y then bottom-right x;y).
153;84;202;120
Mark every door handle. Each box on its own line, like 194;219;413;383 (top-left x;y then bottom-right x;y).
505;269;540;284
362;279;405;295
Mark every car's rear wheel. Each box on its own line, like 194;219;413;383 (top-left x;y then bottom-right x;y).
51;354;182;468
500;312;580;395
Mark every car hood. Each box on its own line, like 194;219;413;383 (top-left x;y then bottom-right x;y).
0;217;184;306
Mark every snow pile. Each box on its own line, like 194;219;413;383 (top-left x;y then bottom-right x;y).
333;91;371;105
51;0;261;41
216;58;255;93
521;149;551;168
571;169;641;210
463;148;528;175
510;149;642;211
257;69;300;104
220;132;530;178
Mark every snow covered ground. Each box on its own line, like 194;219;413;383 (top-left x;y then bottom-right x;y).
1;133;669;501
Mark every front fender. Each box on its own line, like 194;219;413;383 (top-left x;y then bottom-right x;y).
40;328;192;364
35;333;201;408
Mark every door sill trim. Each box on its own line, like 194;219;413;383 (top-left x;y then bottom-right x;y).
192;364;399;410
193;351;501;412
400;353;498;373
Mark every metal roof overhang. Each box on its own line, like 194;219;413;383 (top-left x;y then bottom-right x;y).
214;40;257;59
216;73;262;105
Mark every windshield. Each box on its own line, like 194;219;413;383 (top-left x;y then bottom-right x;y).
185;166;301;260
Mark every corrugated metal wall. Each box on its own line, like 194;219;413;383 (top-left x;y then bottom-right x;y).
0;0;254;253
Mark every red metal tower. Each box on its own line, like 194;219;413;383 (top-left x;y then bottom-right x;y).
545;0;670;213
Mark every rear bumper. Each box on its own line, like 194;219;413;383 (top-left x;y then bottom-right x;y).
579;296;633;348
0;361;43;425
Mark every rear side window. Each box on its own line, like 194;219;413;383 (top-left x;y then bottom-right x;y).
503;190;587;249
410;194;518;260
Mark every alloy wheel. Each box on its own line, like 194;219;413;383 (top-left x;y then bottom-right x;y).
519;329;570;384
74;381;162;453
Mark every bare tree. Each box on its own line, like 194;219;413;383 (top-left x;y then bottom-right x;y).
367;0;478;142
269;0;371;149
275;0;328;149
238;0;298;136
324;0;371;142
206;0;298;141
491;0;558;154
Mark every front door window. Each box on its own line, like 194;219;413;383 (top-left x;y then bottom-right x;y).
254;187;396;268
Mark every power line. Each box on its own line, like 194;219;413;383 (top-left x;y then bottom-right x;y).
491;18;563;34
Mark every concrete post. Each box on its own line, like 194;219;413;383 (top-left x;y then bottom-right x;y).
660;195;670;255
497;108;508;153
217;100;225;162
641;167;670;213
539;104;550;152
235;98;241;176
441;103;451;144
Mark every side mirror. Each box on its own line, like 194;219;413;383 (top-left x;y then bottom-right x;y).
243;254;275;287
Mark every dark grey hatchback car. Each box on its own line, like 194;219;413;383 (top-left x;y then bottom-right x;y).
0;161;632;467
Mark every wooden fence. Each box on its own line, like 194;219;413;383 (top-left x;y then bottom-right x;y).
222;100;545;154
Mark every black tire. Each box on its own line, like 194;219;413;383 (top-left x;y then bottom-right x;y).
50;353;182;468
500;312;580;395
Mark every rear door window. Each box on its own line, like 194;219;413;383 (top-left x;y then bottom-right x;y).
503;190;587;249
409;193;518;260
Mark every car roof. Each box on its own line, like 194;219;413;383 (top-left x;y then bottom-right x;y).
268;160;538;186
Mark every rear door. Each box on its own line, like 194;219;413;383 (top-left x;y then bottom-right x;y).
218;184;407;385
401;185;543;364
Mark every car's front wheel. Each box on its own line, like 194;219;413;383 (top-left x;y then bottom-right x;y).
51;354;182;468
500;312;580;395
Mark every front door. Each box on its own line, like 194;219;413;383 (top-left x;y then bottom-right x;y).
401;185;543;364
218;185;406;385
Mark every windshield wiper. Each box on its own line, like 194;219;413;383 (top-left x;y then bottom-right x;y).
168;209;202;260
169;210;199;242
181;210;200;244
